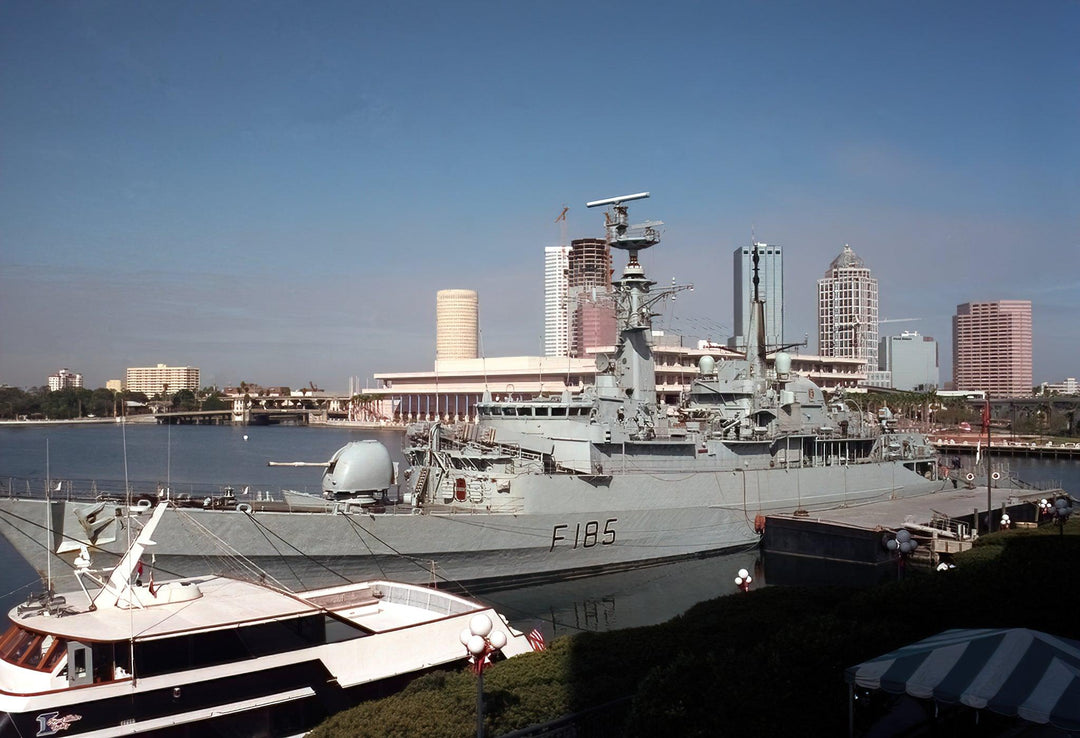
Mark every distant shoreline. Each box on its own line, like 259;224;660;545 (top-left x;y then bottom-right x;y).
0;416;157;426
311;420;406;431
0;417;405;430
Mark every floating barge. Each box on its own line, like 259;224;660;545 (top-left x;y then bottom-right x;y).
761;483;1065;586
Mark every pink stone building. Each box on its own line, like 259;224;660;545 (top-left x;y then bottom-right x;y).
952;300;1033;398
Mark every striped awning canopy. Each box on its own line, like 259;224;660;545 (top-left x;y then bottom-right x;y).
845;628;1080;731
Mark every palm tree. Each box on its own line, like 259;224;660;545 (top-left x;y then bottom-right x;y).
922;388;938;430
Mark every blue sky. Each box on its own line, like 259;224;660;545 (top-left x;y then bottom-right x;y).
2;1;1077;391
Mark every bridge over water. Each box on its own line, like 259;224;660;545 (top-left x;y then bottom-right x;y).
153;398;348;425
992;397;1080;437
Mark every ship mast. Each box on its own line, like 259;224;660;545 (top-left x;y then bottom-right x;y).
745;242;768;383
585;193;691;437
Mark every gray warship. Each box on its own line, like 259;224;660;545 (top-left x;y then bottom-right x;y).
0;193;948;592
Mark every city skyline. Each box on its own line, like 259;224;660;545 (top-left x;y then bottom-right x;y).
1;1;1076;391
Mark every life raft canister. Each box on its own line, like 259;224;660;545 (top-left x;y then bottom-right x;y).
454;478;467;502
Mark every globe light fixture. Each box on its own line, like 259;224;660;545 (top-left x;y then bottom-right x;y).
883;528;919;579
459;613;509;738
1050;497;1074;536
734;567;752;593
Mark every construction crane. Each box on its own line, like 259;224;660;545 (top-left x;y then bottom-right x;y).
834;317;868;360
555;205;568;247
880;317;921;325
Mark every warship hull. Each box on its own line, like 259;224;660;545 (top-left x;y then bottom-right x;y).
0;460;946;593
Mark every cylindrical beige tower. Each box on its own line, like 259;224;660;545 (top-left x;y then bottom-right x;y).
436;289;479;360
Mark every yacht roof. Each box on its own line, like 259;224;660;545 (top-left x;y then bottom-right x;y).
9;577;478;643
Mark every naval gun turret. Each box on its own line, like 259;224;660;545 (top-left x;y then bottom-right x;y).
270;440;395;505
322;441;394;503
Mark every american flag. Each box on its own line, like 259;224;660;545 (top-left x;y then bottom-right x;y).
526;628;546;652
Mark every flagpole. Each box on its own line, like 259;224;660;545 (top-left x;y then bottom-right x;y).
985;392;992;533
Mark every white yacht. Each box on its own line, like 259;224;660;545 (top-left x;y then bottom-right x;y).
0;504;535;737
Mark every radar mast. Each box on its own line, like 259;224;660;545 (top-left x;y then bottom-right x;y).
585;193;691;439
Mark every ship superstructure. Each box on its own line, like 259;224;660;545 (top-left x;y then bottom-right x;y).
404;194;935;494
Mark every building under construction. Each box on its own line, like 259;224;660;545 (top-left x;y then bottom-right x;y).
567;238;615;357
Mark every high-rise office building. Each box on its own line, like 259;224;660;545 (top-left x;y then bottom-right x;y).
47;368;83;391
125;364;200;397
436;289;479;360
817;245;879;383
879;331;939;391
953;300;1032;398
731;243;783;350
544;246;570;357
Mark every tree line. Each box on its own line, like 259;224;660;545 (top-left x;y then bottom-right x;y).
0;386;228;421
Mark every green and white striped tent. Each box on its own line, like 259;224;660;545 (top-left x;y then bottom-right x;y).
845;628;1080;734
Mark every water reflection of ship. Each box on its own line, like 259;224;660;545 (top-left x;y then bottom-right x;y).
567;598;617;633
483;549;765;639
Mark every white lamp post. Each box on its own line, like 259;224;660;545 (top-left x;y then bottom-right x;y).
459;613;507;738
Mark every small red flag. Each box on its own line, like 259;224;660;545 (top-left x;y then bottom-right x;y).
148;573;158;598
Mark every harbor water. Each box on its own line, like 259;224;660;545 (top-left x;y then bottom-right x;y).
1;423;1076;638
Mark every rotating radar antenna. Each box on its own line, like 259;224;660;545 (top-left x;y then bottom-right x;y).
586;192;663;271
585;192;692;333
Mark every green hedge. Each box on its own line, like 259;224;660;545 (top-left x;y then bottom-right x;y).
309;518;1080;737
